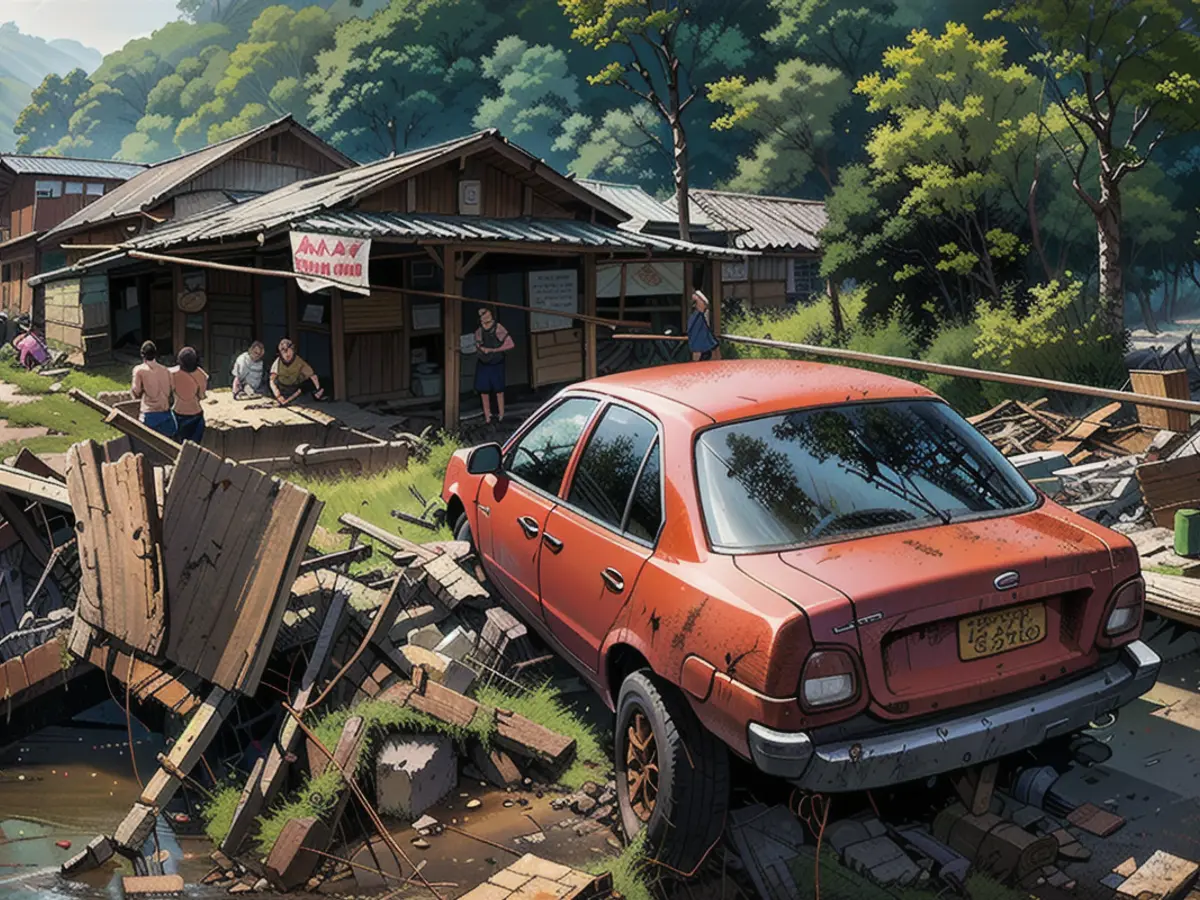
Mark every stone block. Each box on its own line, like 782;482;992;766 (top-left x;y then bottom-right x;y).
443;658;476;694
408;624;444;650
375;735;458;820
844;836;922;886
436;626;478;662
389;603;450;644
826;819;872;858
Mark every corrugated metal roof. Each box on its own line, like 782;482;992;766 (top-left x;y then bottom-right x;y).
288;211;748;257
40;116;355;242
114;131;633;250
675;189;827;252
576;179;713;230
0;155;147;180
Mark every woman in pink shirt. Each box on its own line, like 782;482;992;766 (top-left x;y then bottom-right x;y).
171;346;208;443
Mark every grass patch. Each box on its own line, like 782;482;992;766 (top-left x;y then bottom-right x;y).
587;832;652;900
201;784;243;846
474;681;609;790
0;360;127;459
290;434;462;573
1148;563;1186;576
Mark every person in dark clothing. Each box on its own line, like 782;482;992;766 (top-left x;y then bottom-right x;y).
687;290;721;361
473;306;515;425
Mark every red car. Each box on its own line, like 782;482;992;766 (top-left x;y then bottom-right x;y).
441;360;1159;867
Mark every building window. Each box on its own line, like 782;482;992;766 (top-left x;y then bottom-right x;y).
86;183;105;196
35;180;63;199
65;182;84;195
790;258;823;300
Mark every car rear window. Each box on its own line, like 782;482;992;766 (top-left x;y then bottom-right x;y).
695;399;1037;552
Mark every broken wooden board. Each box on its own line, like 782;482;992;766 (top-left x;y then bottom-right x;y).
265;817;331;891
953;762;999;817
0;465;71;512
161;442;321;694
222;582;351;856
11;448;65;483
1137;455;1200;529
65;442;166;655
1144;572;1200;630
84;638;203;718
422;552;489;609
1116;850;1199;900
122;874;185;895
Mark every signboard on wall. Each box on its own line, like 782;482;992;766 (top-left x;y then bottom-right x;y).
290;231;372;295
177;269;207;312
722;259;748;282
597;261;684;297
529;269;578;332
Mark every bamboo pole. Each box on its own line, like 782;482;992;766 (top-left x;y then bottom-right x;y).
614;332;1200;416
123;249;650;330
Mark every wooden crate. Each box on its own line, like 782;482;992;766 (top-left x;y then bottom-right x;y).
1129;369;1191;433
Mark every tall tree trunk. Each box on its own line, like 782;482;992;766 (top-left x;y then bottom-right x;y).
1096;175;1125;338
667;74;690;244
827;279;844;338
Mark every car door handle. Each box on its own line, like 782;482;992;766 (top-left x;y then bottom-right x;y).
542;533;564;554
601;567;624;593
517;516;539;539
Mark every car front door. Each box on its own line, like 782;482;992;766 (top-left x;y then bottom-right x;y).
474;396;601;623
539;403;663;673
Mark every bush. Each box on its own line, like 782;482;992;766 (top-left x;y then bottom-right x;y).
973;280;1127;408
921;320;987;414
723;289;868;358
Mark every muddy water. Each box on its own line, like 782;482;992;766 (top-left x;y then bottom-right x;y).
0;700;222;900
0;699;621;899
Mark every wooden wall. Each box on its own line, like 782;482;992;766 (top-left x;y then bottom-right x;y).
44;279;83;350
531;328;583;388
1;250;34;316
205;269;254;388
182;131;348;197
356;159;574;219
342;293;408;401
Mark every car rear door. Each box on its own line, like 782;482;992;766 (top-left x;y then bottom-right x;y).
539;403;663;673
474;396;600;624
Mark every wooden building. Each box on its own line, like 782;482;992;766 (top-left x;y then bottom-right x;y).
668;189;827;312
0;155;145;326
34;116;353;365
33;129;744;426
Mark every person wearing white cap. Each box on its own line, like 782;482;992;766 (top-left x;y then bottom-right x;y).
687;290;721;361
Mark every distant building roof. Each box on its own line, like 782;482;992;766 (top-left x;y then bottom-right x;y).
41;116;356;243
576;179;714;231
674;189;827;252
0;155;147;181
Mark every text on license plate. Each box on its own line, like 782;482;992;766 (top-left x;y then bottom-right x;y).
958;603;1047;661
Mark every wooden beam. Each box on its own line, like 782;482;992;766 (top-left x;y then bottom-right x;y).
618;263;627;321
522;186;533;217
296;544;372;575
682;261;694;336
457;251;487;281
443;245;462;430
171;265;184;357
330;288;347;402
423;246;444;270
0;466;71;512
583;254;597;381
69;388;183;463
710;258;723;336
0;492;51;567
405;178;416;213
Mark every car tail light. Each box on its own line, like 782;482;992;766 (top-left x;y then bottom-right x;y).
801;649;859;711
1105;577;1144;636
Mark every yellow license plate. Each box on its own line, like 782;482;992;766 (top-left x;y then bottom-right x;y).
958;603;1047;661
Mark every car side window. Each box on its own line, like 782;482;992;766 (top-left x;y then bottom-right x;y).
567;405;658;533
624;438;662;542
504;397;599;495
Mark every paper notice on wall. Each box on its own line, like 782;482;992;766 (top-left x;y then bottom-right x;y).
290;231;372;295
529;269;578;332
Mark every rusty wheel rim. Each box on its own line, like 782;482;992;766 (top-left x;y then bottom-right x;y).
625;710;659;823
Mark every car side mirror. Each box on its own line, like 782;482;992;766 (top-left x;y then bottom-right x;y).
467;442;503;475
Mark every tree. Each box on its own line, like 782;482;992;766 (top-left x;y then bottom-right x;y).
117;114;179;162
821;24;1046;322
995;0;1200;336
562;104;671;185
708;59;850;193
308;0;500;159
559;0;753;241
474;36;581;162
13;69;91;154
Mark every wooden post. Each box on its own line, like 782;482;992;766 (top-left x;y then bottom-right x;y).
618;263;627;320
443;245;462;429
682;261;694;335
710;258;723;336
330;288;347;402
583;254;597;381
171;265;184;356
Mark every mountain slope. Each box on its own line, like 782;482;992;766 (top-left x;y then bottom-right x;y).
0;23;102;152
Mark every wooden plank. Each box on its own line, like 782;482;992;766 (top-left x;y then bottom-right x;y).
1145;571;1200;628
443;245;461;429
65;443;166;654
494;708;576;770
1116;850;1199;900
11;448;65;483
1131;370;1191;433
0;467;71;512
0;492;50;568
297;544;372;575
1066;802;1125;837
264;817;330;891
222;584;351;856
162;443;320;694
122;875;184;895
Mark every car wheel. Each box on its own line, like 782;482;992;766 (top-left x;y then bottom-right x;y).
454;513;472;545
614;670;730;872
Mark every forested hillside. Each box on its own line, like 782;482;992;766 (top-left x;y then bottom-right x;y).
0;22;101;151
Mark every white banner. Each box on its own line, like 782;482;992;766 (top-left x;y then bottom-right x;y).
291;231;372;295
597;261;684;298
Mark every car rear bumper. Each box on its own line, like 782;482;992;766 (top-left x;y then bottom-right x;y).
747;640;1160;792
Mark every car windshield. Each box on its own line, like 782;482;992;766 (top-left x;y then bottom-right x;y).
695;399;1037;552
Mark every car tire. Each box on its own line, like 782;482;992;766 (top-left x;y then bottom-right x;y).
614;670;730;872
454;512;472;546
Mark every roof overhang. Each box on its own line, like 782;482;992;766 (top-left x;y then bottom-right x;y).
29;250;130;287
